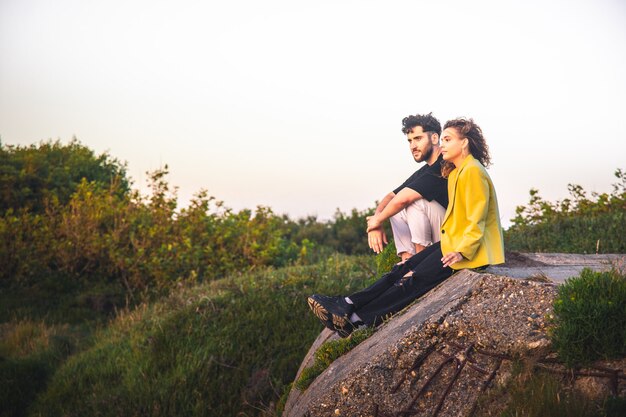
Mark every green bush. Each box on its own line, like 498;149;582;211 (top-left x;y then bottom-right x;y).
0;169;316;318
285;207;380;256
28;255;377;417
376;240;399;276
550;268;626;367
0;138;129;214
1;141;381;321
505;168;626;253
505;210;626;253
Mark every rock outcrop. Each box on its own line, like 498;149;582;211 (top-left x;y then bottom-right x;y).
283;266;625;417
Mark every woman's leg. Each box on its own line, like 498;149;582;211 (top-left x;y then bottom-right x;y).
353;243;453;326
348;243;442;309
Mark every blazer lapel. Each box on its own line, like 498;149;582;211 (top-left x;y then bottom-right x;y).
442;169;461;225
441;155;473;225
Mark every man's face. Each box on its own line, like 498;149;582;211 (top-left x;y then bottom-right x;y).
407;126;435;163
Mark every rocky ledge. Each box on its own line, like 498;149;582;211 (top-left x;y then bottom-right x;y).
283;267;625;417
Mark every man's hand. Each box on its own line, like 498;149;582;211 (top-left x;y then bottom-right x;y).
366;214;383;232
368;228;388;254
441;251;463;268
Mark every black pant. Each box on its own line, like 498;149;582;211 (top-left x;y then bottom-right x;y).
349;242;453;326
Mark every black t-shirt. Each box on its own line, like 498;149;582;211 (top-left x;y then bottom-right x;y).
393;155;448;208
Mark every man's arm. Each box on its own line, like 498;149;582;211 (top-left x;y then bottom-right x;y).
367;188;423;232
367;192;395;254
374;192;396;215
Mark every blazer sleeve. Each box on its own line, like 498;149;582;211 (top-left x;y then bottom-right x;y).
455;165;489;260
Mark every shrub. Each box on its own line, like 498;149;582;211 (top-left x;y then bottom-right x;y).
505;168;626;253
376;240;399;276
550;268;626;367
0;169;323;319
0;138;129;214
2;139;384;321
285;207;380;256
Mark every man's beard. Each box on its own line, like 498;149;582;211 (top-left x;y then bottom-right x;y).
414;144;433;163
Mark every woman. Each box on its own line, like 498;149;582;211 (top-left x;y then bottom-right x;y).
308;118;505;337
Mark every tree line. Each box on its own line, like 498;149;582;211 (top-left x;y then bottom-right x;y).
0;139;379;311
2;138;623;317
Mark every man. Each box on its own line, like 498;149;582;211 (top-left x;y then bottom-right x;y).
367;113;448;262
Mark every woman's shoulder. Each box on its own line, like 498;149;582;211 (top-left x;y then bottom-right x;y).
457;158;491;187
461;157;487;175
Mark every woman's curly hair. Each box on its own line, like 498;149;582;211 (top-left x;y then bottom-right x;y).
443;118;491;167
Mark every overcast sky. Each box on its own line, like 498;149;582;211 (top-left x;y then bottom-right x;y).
1;0;625;228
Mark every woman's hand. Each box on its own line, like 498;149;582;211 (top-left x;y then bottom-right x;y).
441;251;463;268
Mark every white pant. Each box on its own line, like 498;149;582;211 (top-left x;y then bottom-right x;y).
389;199;446;256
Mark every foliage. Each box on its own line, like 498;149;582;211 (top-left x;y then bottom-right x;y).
549;268;626;367
285;207;378;257
505;169;626;253
0;320;88;417
604;397;626;417
0;140;385;322
376;240;399;276
476;359;625;417
500;371;599;417
294;326;375;391
0;138;129;214
28;255;377;417
1;168;316;319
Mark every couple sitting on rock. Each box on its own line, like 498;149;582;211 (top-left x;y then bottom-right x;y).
308;114;505;337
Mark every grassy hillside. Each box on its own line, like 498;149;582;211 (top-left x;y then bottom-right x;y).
2;254;376;417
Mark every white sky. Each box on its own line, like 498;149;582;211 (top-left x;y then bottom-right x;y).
1;0;625;228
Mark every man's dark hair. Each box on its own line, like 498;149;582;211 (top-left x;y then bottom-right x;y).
401;113;441;136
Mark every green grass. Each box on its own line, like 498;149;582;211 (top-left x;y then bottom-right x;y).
0;320;90;417
550;268;626;367
501;371;598;417
294;326;375;391
475;362;625;417
25;254;377;417
4;258;626;417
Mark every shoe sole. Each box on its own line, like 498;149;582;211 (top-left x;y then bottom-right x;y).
307;297;329;322
307;296;349;330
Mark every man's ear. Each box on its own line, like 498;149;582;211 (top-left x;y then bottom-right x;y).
431;133;439;144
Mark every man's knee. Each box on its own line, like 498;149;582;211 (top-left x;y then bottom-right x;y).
389;210;406;226
389;209;410;240
406;198;429;213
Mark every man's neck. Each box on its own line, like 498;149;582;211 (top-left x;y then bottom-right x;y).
426;147;442;166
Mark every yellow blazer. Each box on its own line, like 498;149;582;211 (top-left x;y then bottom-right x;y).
440;154;505;269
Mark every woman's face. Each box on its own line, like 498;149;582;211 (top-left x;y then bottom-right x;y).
441;127;468;164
